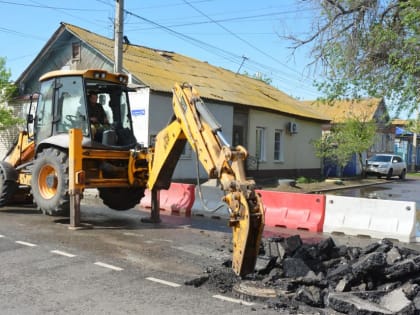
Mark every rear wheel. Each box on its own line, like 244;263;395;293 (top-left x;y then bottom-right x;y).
0;161;18;207
31;148;70;216
98;187;145;210
399;169;406;180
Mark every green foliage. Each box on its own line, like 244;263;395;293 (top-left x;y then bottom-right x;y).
291;0;420;113
312;117;377;175
0;57;17;103
242;71;273;85
295;176;318;184
405;114;420;134
0;57;21;130
0;107;23;130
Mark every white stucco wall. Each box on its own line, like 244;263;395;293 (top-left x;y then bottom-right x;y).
129;87;150;147
248;109;321;170
148;92;234;180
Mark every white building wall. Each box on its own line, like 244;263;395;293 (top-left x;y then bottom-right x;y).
248;109;321;170
148;92;234;180
129;87;150;147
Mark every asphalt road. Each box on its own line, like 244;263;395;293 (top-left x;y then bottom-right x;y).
1;179;420;315
332;177;420;209
0;200;284;315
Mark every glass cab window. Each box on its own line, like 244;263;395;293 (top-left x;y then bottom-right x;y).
55;76;88;134
34;78;54;143
36;74;136;147
85;80;136;146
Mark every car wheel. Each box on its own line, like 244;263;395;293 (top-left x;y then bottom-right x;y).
386;169;393;180
399;169;406;180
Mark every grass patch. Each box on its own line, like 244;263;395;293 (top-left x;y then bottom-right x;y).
295;176;319;184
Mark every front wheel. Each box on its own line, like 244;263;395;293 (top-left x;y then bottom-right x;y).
31;148;70;216
98;187;145;210
386;169;393;180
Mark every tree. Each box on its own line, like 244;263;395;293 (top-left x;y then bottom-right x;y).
288;0;420;114
0;57;22;153
0;57;16;104
312;131;348;177
405;114;420;170
242;71;273;85
338;117;377;175
312;117;376;177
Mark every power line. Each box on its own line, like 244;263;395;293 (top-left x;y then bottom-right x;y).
1;0;320;97
122;9;243;67
130;0;214;11
125;8;316;28
181;0;305;77
119;7;314;84
0;26;46;41
118;0;315;94
0;0;107;11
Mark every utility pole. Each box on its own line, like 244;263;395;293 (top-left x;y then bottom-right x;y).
411;108;419;172
114;0;124;73
236;56;248;74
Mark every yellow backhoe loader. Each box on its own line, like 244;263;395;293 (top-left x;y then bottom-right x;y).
0;69;264;276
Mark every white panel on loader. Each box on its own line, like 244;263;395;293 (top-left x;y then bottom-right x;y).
324;195;416;243
191;179;229;218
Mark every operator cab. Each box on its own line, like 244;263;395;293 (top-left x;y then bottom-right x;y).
34;69;137;149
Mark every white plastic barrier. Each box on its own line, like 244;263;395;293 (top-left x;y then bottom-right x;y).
191;179;229;218
324;195;416;243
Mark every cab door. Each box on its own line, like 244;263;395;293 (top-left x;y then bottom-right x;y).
34;78;55;143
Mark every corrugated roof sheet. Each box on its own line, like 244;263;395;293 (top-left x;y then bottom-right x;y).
392;119;407;126
64;23;328;122
303;98;382;123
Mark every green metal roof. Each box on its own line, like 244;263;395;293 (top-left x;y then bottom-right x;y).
64;23;328;121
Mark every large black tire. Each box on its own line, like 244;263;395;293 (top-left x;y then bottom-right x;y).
98;187;145;211
386;168;393;180
31;148;70;216
399;169;406;180
0;161;18;207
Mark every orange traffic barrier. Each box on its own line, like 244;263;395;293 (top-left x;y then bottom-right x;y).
256;190;326;232
140;183;195;216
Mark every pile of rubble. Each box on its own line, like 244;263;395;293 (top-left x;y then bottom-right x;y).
186;235;420;314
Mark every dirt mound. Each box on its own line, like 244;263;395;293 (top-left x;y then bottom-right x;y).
186;235;420;314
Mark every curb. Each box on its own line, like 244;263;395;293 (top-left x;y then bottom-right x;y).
307;180;386;194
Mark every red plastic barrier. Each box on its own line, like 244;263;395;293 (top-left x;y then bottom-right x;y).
256;190;325;232
140;183;195;216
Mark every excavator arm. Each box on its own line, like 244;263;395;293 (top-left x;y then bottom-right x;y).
147;83;264;276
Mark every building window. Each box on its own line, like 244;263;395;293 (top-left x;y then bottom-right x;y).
274;129;283;161
256;127;266;162
72;42;81;61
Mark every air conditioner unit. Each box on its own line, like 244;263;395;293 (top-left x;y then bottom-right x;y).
287;122;298;134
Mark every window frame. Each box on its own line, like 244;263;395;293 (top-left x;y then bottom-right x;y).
255;127;266;162
274;128;284;162
72;42;81;61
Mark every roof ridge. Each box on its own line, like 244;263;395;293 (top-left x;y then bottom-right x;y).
55;22;330;121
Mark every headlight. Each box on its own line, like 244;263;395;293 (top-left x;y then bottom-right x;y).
93;72;106;79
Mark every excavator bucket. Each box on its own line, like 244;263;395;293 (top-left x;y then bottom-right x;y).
227;190;264;276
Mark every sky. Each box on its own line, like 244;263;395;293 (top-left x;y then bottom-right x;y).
0;0;324;100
